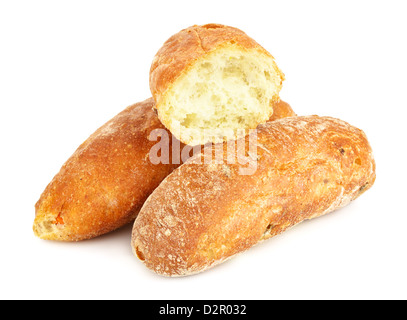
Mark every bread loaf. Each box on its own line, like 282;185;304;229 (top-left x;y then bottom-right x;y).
34;98;295;241
131;116;376;276
33;98;180;241
150;24;285;145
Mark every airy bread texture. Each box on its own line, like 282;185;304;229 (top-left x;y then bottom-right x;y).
34;98;295;241
131;116;376;276
150;24;284;145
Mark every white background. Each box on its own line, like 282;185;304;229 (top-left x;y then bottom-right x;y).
1;0;406;300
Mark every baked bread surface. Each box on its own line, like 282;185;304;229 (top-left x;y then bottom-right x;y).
33;98;180;241
150;24;285;145
131;116;376;276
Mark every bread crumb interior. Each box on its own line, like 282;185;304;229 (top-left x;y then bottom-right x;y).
161;47;282;144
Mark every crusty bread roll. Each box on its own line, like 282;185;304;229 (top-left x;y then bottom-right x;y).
34;98;295;241
33;98;180;241
150;24;285;146
131;116;376;276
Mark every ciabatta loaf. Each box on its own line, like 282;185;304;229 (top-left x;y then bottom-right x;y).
150;24;284;145
34;99;295;241
33;98;180;241
131;116;376;276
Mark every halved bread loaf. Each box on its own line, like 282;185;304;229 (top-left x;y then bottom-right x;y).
150;24;285;145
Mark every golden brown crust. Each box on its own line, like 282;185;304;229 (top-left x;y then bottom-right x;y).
33;98;180;241
268;99;296;121
131;116;376;276
149;23;285;109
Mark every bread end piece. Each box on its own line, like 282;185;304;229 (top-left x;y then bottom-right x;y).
150;24;285;146
33;212;68;241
